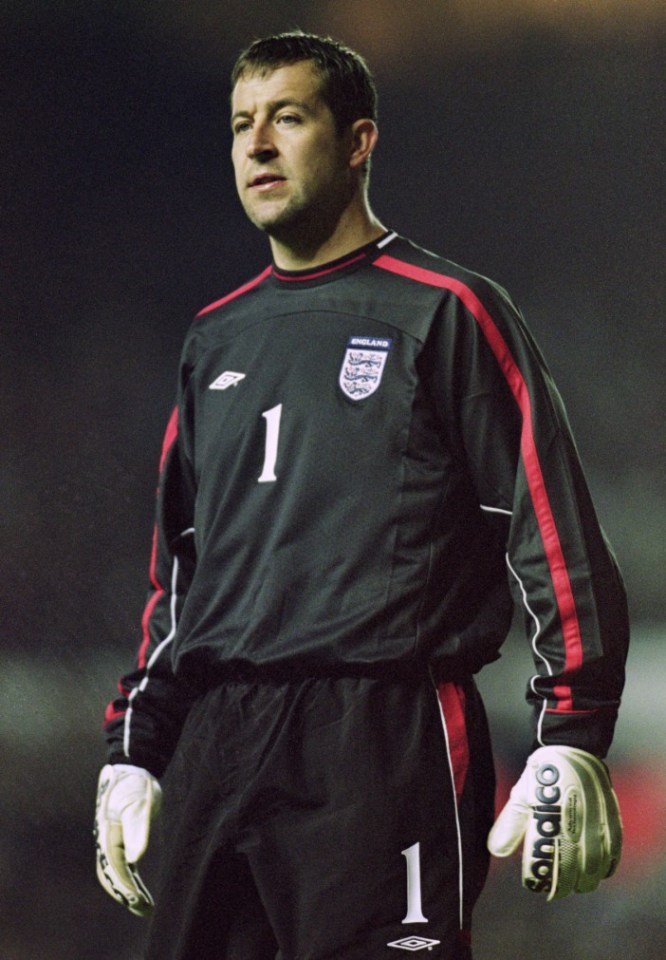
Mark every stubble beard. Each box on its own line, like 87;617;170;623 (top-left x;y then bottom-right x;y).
243;191;307;239
244;174;356;254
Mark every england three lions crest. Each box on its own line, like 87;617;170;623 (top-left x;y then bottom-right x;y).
339;336;393;401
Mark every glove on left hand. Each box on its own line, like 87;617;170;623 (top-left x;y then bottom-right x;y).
94;763;162;917
487;746;622;900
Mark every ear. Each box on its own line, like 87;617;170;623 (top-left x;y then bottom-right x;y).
348;118;378;172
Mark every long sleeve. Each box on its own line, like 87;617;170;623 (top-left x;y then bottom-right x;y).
430;274;629;757
103;403;199;777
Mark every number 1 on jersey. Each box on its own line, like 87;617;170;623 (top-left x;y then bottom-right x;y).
258;404;282;483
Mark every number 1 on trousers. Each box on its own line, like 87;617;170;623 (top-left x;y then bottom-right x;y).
258;404;282;483
402;842;428;923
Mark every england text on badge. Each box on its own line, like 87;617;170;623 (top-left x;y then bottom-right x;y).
338;336;393;401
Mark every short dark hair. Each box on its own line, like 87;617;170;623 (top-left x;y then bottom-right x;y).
231;31;378;135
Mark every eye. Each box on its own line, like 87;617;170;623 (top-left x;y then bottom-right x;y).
276;113;300;126
233;120;252;136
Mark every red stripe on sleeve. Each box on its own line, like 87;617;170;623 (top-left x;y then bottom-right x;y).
159;406;179;472
137;525;164;669
375;254;583;707
104;691;128;726
137;409;179;668
551;685;574;712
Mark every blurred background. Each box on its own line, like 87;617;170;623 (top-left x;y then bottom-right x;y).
1;1;664;957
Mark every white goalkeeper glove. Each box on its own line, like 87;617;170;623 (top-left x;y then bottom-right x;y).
94;763;162;916
487;746;622;900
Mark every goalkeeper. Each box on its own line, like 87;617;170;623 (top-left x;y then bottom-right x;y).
94;31;629;960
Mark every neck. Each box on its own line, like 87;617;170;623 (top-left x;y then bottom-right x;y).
269;196;386;271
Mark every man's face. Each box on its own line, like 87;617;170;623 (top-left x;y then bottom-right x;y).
231;61;354;240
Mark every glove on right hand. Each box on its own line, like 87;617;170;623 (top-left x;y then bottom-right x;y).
94;763;162;917
487;746;622;900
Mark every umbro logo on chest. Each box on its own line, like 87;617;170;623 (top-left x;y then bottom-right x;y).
209;371;246;390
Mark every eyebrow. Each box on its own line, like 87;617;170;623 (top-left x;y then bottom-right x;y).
230;97;315;129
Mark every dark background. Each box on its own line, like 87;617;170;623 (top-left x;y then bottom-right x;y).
2;1;664;958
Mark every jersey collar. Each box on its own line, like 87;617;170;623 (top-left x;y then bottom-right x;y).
270;231;399;286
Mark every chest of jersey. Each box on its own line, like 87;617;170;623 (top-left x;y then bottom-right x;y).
188;309;435;504
180;301;465;645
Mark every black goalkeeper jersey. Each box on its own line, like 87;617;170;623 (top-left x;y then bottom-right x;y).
105;233;628;775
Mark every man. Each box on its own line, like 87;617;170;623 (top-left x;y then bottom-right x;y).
94;32;629;960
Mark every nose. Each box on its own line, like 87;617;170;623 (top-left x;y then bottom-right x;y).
246;122;277;161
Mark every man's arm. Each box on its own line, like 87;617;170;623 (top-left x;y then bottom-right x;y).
96;401;198;915
103;404;198;778
430;275;628;898
434;277;629;756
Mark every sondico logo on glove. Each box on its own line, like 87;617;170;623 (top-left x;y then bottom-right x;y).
526;757;571;893
488;746;622;900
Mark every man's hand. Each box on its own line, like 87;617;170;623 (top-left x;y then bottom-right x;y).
94;763;162;916
487;746;622;900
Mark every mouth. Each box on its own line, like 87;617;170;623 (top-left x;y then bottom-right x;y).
249;173;287;191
